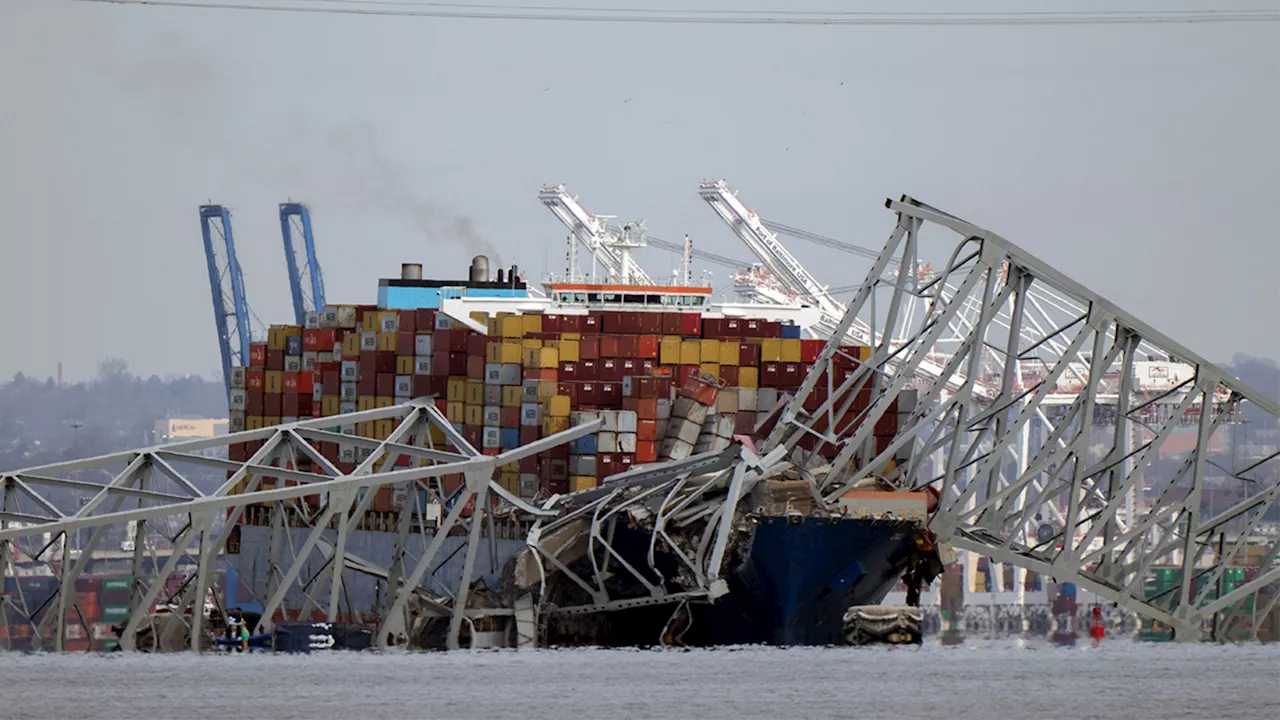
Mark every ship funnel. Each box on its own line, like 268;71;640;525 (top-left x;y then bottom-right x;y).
470;255;490;282
509;264;518;284
401;263;422;280
496;267;505;284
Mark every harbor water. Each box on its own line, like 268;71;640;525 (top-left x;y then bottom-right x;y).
0;640;1275;719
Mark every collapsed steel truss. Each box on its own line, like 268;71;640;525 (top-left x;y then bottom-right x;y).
770;196;1280;641
0;399;598;652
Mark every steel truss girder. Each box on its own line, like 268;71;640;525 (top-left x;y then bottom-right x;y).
0;399;599;652
771;194;1279;642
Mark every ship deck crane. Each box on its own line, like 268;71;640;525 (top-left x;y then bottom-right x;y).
279;202;326;325
199;205;252;401
538;184;654;285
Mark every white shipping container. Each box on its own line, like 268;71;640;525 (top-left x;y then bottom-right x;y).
716;391;739;414
379;314;399;333
340;401;357;414
758;388;779;413
484;386;502;405
283;357;302;373
229;367;247;390
281;416;299;425
656;398;672;420
391;486;410;512
620;376;633;397
321;306;339;328
340;382;357;402
600;411;619;432
499;364;521;385
660;437;693;461
713;415;736;439
522;380;539;403
360;331;378;351
571;455;597;477
570;410;601;425
674;418;702;445
312;384;323;402
597;431;619;453
519;474;538;497
414;335;433;356
414;356;432;375
316;351;334;364
482;427;501;449
484;363;502;385
483;406;502;426
341;361;359;382
435;314;455;330
228;410;246;433
228;388;247;411
737;388;758;411
302;351;317;372
305;311;321;329
339;444;357;463
617;410;638;434
673;397;708;425
394;376;413;397
617;432;638;453
521;403;542;427
336;306;358;328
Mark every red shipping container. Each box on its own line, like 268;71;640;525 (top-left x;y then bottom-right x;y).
619;358;639;376
267;349;285;371
637;376;659;398
396;332;416;357
467;333;489;356
229;443;248;462
781;363;803;389
763;320;781;337
720;366;739;386
264;394;282;416
742;318;764;338
680;313;702;337
359;373;377;396
582;313;602;334
282;371;313;394
736;412;757;434
600;335;620;358
661;312;682;336
621;312;644;334
359;350;378;375
639;313;663;334
580;335;601;360
559;361;577;380
722;318;742;338
322;370;341;389
578;382;598;406
618;454;635;472
635;441;657;463
249;343;268;367
636;335;659;359
702;318;722;339
282;393;300;417
557;383;578;405
518;451;538;472
761;362;781;387
601;311;623;334
246;369;266;392
563;314;584;333
302;328;336;352
637;418;659;441
413;376;433;397
635;398;659;420
677;364;699;388
463;425;483;449
599;359;621;382
641;359;658;376
501;407;521;428
875;411;899;437
414;308;436;330
617;335;638;357
375;351;397;374
578;359;598;381
376;373;395;397
396;309;416;334
800;340;824;363
597;453;617;477
739;343;761;367
544;313;563;334
467;354;485;380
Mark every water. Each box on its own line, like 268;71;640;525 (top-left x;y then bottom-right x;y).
1;640;1276;719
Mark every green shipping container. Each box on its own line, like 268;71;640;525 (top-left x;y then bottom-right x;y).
102;605;130;622
102;577;132;592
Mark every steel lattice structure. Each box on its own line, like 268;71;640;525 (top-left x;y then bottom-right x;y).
768;196;1279;641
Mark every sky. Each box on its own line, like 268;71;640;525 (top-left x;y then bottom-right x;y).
1;0;1277;384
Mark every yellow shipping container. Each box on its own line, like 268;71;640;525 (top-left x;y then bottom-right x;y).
342;333;361;359
375;397;394;409
539;347;559;369
700;363;721;379
265;371;284;394
738;366;759;388
374;419;394;440
499;342;523;364
548;395;571;417
543;416;570;434
560;332;582;340
500;472;520;493
660;338;682;365
781;338;802;363
377;332;397;352
267;327;285;351
362;311;379;331
465;381;485;406
501;316;523;338
521;314;543;335
377;311;399;331
447;377;467;402
486;342;502;364
247;415;264;431
522;338;543;350
761;338;783;362
464;405;484;426
486;317;500;336
264;416;281;428
396;356;414;375
857;345;872;361
699;339;720;364
446;402;465;423
570;476;598;492
502;386;522;407
322;396;340;417
680;341;701;365
537;380;558;401
559;340;580;362
358;396;375;411
719;342;739;366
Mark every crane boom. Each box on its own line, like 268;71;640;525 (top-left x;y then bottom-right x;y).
279;202;326;325
199;205;252;401
538;184;654;285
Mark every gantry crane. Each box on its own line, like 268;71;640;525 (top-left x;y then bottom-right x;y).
279;202;326;325
538;184;654;285
199;205;252;400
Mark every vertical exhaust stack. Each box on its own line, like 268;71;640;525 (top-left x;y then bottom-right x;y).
401;263;422;280
470;255;490;283
496;268;505;284
509;265;518;285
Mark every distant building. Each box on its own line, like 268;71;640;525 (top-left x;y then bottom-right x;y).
154;418;228;444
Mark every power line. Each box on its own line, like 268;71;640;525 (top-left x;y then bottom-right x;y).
67;1;1280;25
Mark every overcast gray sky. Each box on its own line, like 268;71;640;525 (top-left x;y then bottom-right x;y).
2;1;1277;383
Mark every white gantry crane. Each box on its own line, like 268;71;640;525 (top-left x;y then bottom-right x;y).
538;184;654;285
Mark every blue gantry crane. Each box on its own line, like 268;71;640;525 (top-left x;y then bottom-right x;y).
199;204;252;400
278;202;326;325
